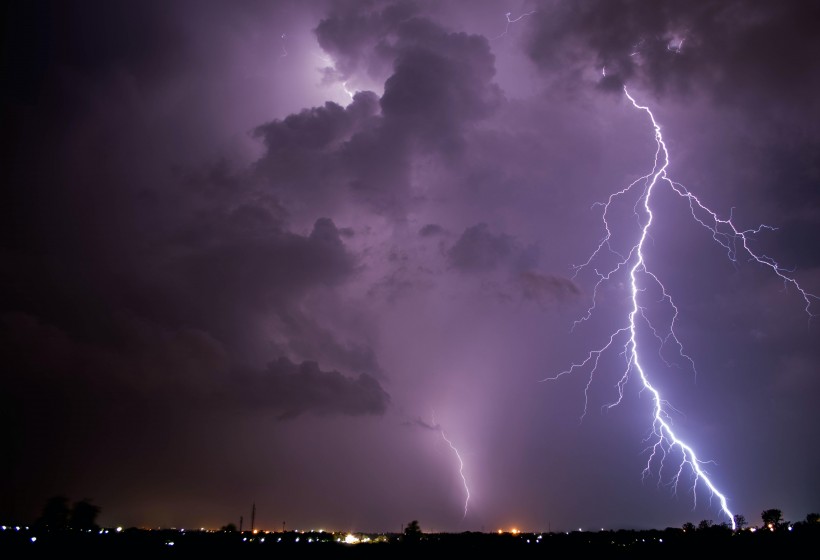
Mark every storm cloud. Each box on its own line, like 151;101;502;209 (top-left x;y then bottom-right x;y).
2;0;818;535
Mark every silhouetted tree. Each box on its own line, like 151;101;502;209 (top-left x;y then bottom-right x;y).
806;513;819;524
69;498;100;531
221;523;238;532
697;519;713;531
35;495;70;531
681;522;696;532
733;514;747;531
404;520;422;543
761;508;784;530
713;522;732;535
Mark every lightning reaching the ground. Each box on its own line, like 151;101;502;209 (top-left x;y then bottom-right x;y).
439;427;470;520
545;82;819;530
430;412;471;520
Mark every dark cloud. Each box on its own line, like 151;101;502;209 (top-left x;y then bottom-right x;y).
0;309;389;421
278;314;385;379
235;357;390;420
518;271;580;305
314;0;421;83
403;417;438;431
1;0;817;535
0;311;228;401
178;216;355;301
262;3;503;216
252;92;382;197
250;88;407;218
523;0;820;272
378;17;503;153
0;0;183;112
254;1;506;217
525;0;820;110
419;223;444;236
447;223;517;273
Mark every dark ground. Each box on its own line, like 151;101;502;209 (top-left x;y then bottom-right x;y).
1;524;818;558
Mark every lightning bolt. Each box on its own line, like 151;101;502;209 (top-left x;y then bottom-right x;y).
546;81;819;530
492;9;537;40
341;82;356;100
431;412;470;520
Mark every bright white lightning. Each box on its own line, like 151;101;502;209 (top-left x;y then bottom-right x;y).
431;413;470;519
341;82;356;100
547;84;819;530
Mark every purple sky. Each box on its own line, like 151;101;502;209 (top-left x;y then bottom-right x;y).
2;0;819;534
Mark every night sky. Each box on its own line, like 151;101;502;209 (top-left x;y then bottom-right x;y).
2;0;819;534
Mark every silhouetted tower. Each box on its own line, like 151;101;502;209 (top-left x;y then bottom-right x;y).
251;502;256;532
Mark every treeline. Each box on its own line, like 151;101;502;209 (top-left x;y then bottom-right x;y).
24;495;820;536
28;495;102;532
3;495;818;559
682;508;819;533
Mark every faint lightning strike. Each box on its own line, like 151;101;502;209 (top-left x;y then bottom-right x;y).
432;412;470;519
311;52;356;102
547;82;818;531
492;9;537;40
440;428;470;520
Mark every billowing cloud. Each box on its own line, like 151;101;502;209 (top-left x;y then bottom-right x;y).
447;222;538;274
518;270;580;305
448;222;516;272
2;0;817;535
525;0;820;108
419;223;444;237
237;356;390;420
